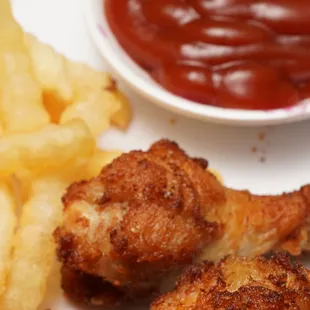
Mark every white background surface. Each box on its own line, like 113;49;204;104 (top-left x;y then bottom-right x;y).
12;0;310;309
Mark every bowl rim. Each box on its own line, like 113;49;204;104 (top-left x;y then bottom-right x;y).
84;0;310;126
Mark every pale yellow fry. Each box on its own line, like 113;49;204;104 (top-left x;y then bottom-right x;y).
0;121;4;136
0;176;67;310
25;34;114;99
0;119;95;178
0;53;50;133
60;91;121;136
0;181;16;297
65;65;131;134
208;168;223;184
23;34;72;101
24;34;114;103
24;34;131;135
0;2;49;133
67;61;113;96
0;0;26;53
111;90;132;130
85;149;122;179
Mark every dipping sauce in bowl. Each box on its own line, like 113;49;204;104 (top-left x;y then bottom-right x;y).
105;0;310;110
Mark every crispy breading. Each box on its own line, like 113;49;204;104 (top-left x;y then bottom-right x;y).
55;140;219;299
55;140;310;305
201;186;310;262
151;252;310;310
61;266;127;306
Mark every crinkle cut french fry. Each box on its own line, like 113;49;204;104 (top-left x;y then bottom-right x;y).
0;119;95;178
208;168;223;184
60;90;121;137
24;34;114;103
0;1;50;133
23;34;72;101
24;34;132;135
0;53;50;133
0;121;4;136
85;149;122;179
0;181;16;297
0;176;67;310
0;0;27;53
111;90;132;130
24;34;114;100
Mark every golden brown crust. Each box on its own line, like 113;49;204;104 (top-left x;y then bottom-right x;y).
55;140;220;301
279;185;310;254
200;186;310;262
61;266;127;306
55;139;310;306
149;140;226;222
151;252;310;310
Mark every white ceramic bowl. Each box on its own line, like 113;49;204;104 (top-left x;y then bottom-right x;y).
85;0;310;126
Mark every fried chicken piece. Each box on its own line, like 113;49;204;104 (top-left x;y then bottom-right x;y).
55;140;221;299
61;266;127;306
55;139;310;305
201;185;310;262
151;252;310;310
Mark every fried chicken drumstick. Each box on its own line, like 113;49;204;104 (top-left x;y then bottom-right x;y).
151;252;310;310
54;140;310;305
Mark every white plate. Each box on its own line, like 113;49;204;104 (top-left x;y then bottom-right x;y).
85;0;310;127
12;0;310;309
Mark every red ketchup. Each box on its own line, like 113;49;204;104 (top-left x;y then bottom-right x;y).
105;0;310;110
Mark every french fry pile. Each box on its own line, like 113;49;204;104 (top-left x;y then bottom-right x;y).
0;1;131;309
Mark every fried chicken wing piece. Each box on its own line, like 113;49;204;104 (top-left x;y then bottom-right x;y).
151;252;310;310
61;266;127;307
55;140;221;298
201;186;310;262
55;139;310;305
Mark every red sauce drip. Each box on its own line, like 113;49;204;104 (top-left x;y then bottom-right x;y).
105;0;310;110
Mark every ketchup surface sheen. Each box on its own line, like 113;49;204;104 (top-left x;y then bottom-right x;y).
105;0;310;110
